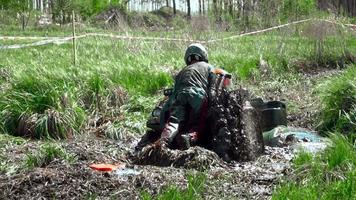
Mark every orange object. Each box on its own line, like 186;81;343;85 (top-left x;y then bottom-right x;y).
89;163;126;172
213;68;225;75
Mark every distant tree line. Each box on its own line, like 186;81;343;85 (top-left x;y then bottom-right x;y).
0;0;355;30
0;0;125;29
318;0;356;16
138;0;355;19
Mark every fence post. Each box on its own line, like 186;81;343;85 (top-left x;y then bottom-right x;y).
72;10;77;67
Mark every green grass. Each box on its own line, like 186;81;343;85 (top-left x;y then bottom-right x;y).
0;22;355;139
317;66;356;135
273;133;356;200
25;143;76;168
141;172;206;200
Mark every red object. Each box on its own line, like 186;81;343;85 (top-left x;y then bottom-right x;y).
223;78;232;87
89;163;125;172
188;132;199;142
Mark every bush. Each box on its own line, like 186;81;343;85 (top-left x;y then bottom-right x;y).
317;66;356;135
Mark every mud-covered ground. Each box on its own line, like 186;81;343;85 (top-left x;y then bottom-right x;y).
0;69;340;200
0;134;293;200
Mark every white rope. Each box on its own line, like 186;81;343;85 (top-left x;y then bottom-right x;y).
207;19;313;43
0;36;63;40
0;35;88;50
1;18;354;50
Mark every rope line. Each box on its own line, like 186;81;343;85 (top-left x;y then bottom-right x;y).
0;19;354;50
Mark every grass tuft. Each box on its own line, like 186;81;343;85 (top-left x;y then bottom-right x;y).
25;143;76;168
141;172;207;200
325;133;356;169
317;66;356;135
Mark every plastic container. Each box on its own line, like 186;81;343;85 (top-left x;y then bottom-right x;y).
250;99;287;132
261;101;287;132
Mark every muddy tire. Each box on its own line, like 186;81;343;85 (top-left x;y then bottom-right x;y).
209;89;264;162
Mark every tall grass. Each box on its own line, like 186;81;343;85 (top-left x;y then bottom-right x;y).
0;68;86;139
317;66;356;135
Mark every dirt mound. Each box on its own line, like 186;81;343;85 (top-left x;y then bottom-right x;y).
132;144;224;169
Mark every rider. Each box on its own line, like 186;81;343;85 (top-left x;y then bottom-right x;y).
160;43;231;149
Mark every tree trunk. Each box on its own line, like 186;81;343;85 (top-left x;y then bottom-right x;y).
213;0;218;17
208;0;210;12
224;0;229;12
202;0;205;15
229;0;233;17
199;0;202;15
172;0;176;15
51;0;56;23
187;0;191;19
22;14;26;31
243;0;250;30
40;0;44;12
219;0;223;14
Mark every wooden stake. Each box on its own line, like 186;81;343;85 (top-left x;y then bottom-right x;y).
72;10;77;66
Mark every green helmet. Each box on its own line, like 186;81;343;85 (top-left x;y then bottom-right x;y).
184;43;208;65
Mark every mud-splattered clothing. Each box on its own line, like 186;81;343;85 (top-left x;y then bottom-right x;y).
160;61;217;130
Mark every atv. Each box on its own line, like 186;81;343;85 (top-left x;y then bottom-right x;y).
135;73;287;162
